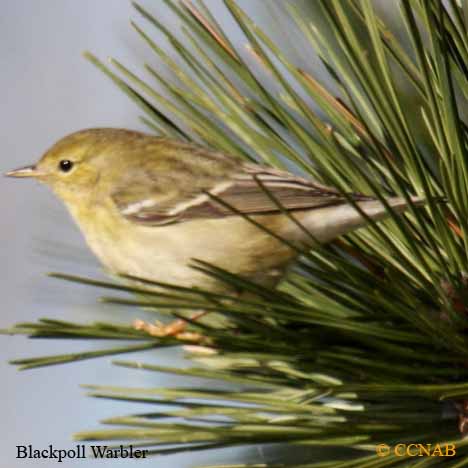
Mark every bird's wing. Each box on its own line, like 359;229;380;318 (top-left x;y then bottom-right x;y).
111;162;373;226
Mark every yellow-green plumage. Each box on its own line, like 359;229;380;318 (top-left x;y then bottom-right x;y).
6;128;421;294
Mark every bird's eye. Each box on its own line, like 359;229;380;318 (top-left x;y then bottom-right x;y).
59;160;74;173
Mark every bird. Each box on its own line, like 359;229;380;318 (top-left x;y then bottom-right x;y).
5;128;422;339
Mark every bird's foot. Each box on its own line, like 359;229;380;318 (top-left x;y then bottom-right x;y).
133;318;205;343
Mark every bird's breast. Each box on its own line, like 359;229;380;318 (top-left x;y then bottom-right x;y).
66;202;298;291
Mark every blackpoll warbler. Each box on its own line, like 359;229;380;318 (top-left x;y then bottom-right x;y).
6;128;422;339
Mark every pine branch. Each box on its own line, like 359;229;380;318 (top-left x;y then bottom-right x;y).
5;0;468;466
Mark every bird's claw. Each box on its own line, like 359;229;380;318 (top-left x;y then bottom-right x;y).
133;318;205;343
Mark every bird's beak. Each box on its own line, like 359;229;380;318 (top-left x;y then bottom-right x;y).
4;164;39;178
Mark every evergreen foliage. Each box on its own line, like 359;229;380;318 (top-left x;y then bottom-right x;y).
4;1;468;465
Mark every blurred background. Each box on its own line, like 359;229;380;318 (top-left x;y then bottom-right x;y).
0;1;398;466
1;2;230;466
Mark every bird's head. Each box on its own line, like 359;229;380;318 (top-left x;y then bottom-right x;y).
5;128;146;204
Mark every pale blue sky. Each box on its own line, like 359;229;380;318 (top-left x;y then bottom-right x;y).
1;2;247;466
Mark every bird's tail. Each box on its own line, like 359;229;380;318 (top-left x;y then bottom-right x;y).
299;196;425;244
356;195;425;219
